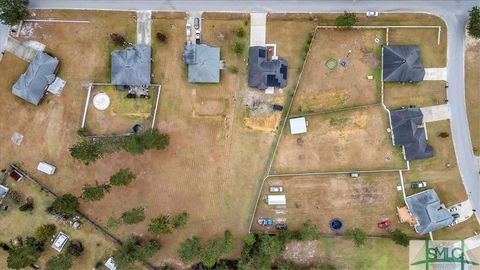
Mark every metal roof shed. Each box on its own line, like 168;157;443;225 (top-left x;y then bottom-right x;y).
267;195;286;205
289;117;307;135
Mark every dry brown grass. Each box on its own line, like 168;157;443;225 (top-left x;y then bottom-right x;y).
383;81;446;110
465;38;480;155
272;106;405;173
291;28;384;114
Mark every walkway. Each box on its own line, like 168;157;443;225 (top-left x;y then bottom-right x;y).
136;10;152;45
250;13;266;46
421;104;451;122
424;68;447;80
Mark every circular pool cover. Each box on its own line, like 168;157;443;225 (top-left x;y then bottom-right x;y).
326;58;337;70
93;92;110;111
330;218;343;231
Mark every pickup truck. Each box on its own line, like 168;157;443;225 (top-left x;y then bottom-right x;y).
258;218;273;226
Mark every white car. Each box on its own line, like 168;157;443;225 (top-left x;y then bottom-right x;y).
186;24;192;36
366;11;379;17
269;186;283;193
195;30;201;39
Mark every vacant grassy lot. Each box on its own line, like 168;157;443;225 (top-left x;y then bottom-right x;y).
272;106;405;173
253;173;406;236
0;174;117;269
388;28;446;67
283;237;408;270
85;86;156;134
384;81;446;110
465;36;480;155
291;29;385;113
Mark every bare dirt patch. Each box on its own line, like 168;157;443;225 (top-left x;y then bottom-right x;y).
384;81;446;110
272;106;405;174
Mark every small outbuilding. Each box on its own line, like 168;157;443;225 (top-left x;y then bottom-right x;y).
267;195;286;205
183;44;221;83
51;232;69;252
0;185;9;200
289;117;307;135
105;257;117;270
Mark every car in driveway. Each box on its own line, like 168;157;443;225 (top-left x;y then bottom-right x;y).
448;206;458;213
452;213;460;219
377;219;391;229
411;181;427;189
366;11;379;17
258;218;273;226
275;224;288;230
194;17;200;29
186;23;192;36
195;30;201;44
269;186;283;193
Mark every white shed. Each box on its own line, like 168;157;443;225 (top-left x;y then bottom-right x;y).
267;195;286;205
51;232;69;252
289;117;307;135
105;257;117;270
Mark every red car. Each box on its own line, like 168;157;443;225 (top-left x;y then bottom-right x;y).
377;219;391;228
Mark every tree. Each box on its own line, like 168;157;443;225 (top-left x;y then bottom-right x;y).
277;260;295;270
7;244;41;269
299;219;320;240
112;237;161;269
110;168;136;186
234;26;246;38
391;229;409;247
244;233;256;247
66;240;84;257
345;228;367;247
81;183;110;202
19;197;34;212
69;140;103;164
121;129;170;154
121;207;145;225
178;236;202;262
156;32;167;43
34;224;56;242
232;42;245;55
468;6;480;39
49;194;79;216
0;0;29;26
335;11;358;29
311;263;337;270
110;33;126;46
45;254;73;270
438;132;450;138
171;212;189;229
148;215;172;234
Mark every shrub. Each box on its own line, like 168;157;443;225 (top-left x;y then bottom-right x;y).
468;6;480;38
69;140;103;164
335;11;358;29
148;215;172;235
49;194;79;216
171;212;189;229
276;260;295;270
19;198;34;212
112;237;161;269
121;207;145;225
110;168;136;186
345;228;367;247
7;244;42;269
76;128;89;137
438;132;450;138
178;236;202;262
34;224;56;242
244;233;255;246
81;183;110;202
312;263;337;270
228;65;239;74
234;26;246;38
299;219;320;240
45;253;73;270
156;32;167;43
66;240;84;257
232;41;245;55
121;129;170;154
0;0;29;26
110;33;126;46
391;229;409;247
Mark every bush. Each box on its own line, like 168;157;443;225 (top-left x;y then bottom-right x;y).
232;42;245;55
121;207;145;225
49;194;79;216
110;168;136;186
171;212;189;229
228;65;239;74
66;240;84;257
121;129;170;154
312;263;337;270
81;183;110;202
468;6;480;38
7;244;42;269
178;236;202;262
45;253;73;270
76;128;89;137
277;260;295;270
156;32;167;43
299;219;320;240
0;0;29;26
69;140;104;164
19;198;34;212
110;33;126;46
112;237;161;269
391;229;409;247
345;228;367;247
335;11;358;29
438;132;450;138
148;215;172;235
234;27;246;38
34;224;56;242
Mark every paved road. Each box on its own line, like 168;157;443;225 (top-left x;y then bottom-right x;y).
22;0;480;223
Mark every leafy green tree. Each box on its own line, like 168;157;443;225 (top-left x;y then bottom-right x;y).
110;168;136;186
45;253;73;270
121;129;170;154
299;219;320;240
7;244;41;269
468;6;480;38
0;0;29;26
234;26;246;38
121;207;145;225
345;228;367;247
232;41;245;55
244;233;256;246
81;183;110;202
148;215;172;235
178;230;235;267
112;237;161;269
335;11;358;29
69;140;103;164
49;194;79;216
171;212;189;229
277;260;295;270
391;229;409;247
178;236;202;262
311;263;337;270
65;240;84;257
34;224;56;242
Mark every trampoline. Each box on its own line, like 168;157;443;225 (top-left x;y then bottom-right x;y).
326;58;337;70
330;218;343;231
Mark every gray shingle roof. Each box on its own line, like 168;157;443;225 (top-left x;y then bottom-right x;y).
390;108;434;160
406;189;454;235
383;46;425;82
12;52;59;105
183;44;221;83
248;46;287;90
111;45;151;86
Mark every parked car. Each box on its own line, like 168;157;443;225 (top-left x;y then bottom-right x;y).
258;218;273;226
452;213;460;219
377;219;391;229
194;17;200;29
195;30;201;44
366;11;379;17
448;207;458;213
269;186;283;193
37;162;56;175
272;104;284;111
410;181;427;189
186;24;192;36
275;224;288;230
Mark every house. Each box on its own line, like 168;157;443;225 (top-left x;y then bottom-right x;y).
390;108;434;160
406;189;454;235
111;45;151;87
383;45;425;82
12;52;59;105
289;117;307;135
183;44;221;83
248;46;287;90
51;232;69;252
267;195;286;205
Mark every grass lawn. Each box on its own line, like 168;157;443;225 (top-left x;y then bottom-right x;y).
384;81;446;110
272;106;405;173
433;216;480;240
465;36;480;155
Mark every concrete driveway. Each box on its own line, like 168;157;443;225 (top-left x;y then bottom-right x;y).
421;104;451;123
250;13;266;46
424;68;447;80
136;10;152;45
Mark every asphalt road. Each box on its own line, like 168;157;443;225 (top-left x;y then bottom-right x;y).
6;0;480;222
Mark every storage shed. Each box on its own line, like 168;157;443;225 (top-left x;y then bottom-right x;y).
289;117;307;135
267;195;286;205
